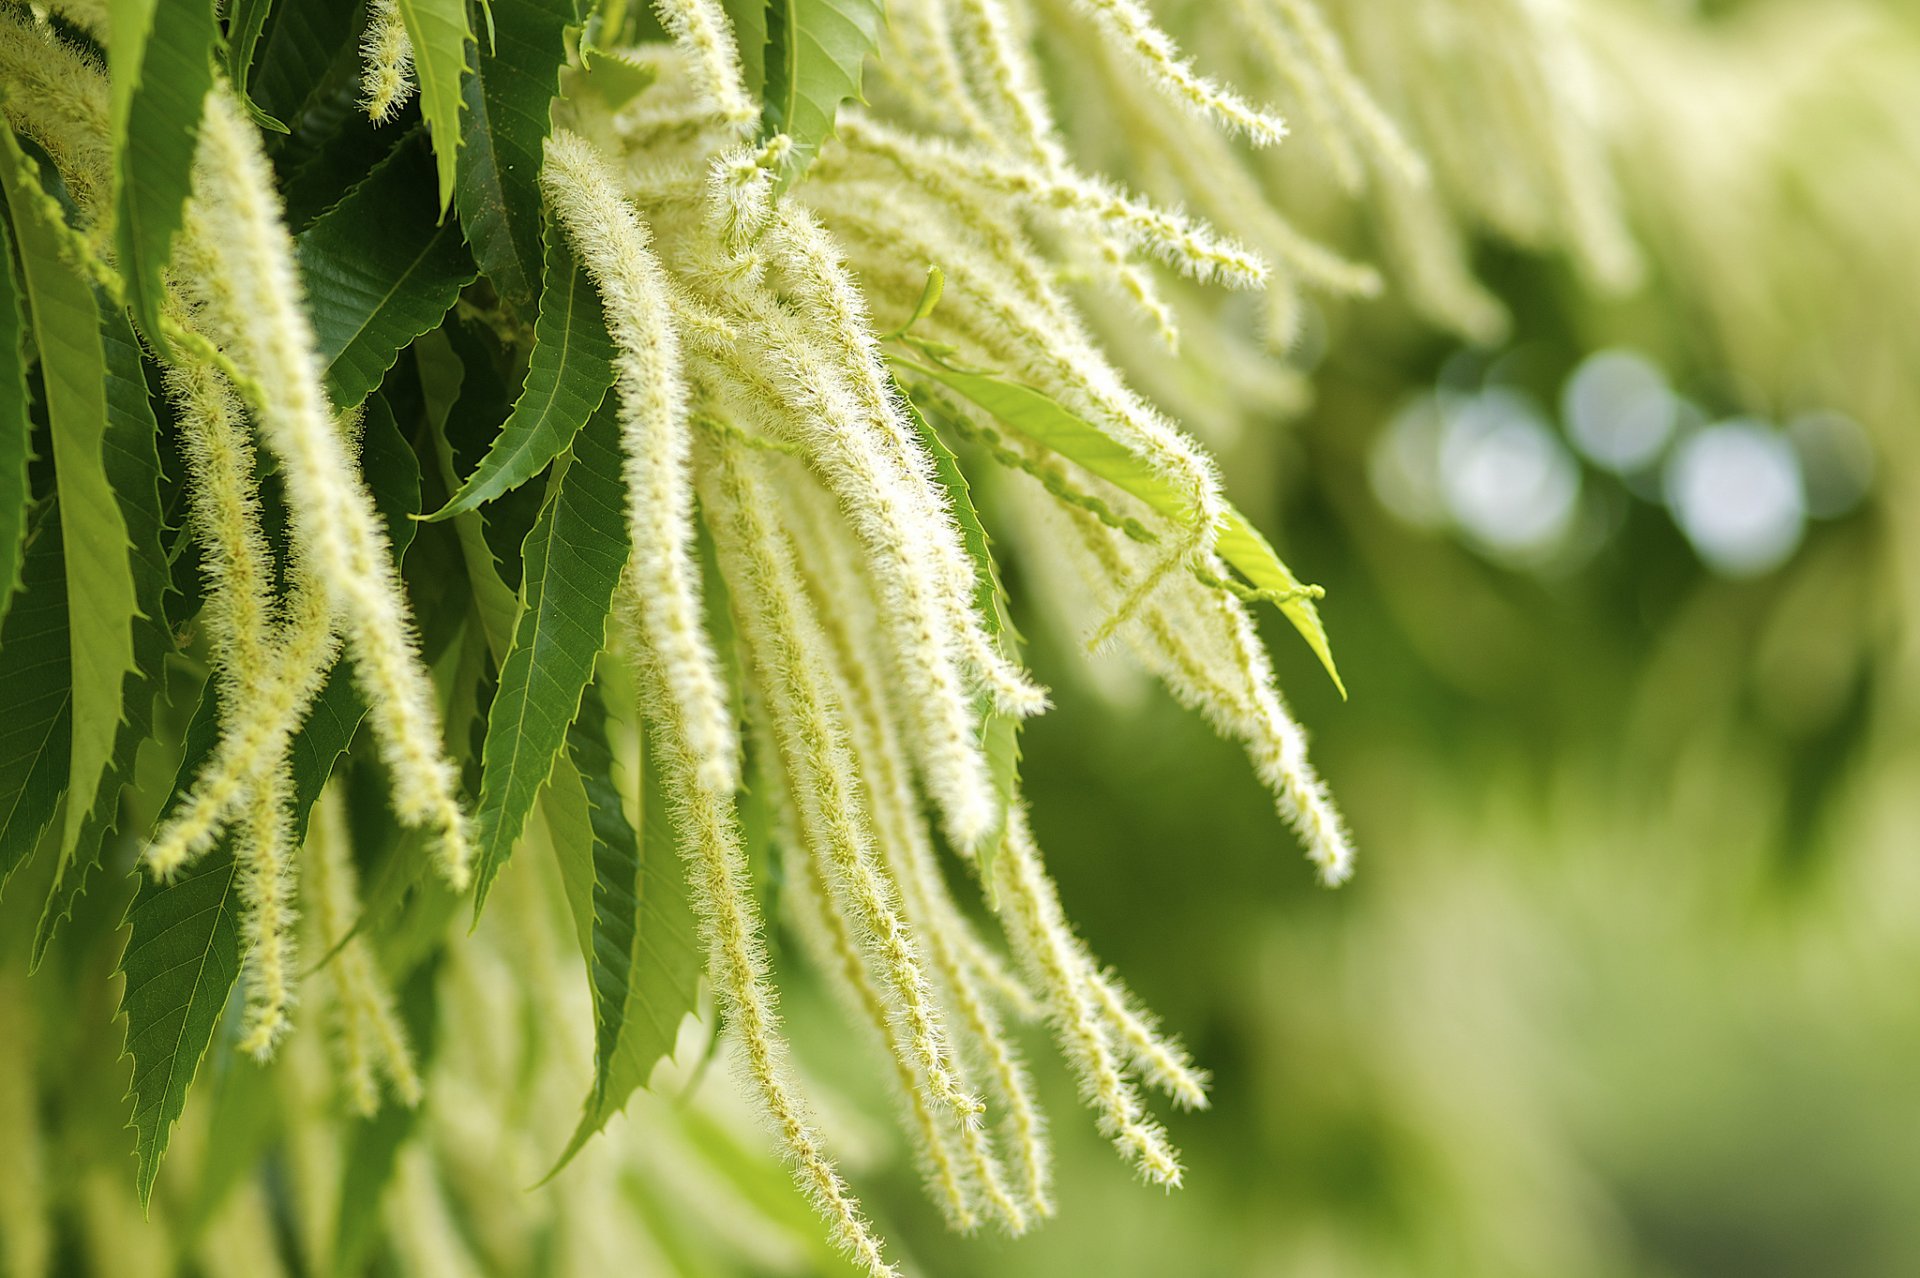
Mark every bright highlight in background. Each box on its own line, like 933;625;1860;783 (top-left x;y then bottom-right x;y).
1663;421;1806;577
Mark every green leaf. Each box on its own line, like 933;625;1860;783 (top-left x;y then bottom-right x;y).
393;0;475;215
0;206;31;630
416;333;521;658
115;398;421;1206
899;390;1020;897
0;135;141;868
721;0;768;101
761;0;884;187
117;692;239;1209
110;0;220;350
544;690;701;1178
470;399;630;912
455;0;575;315
33;304;173;966
246;0;357;138
296;133;478;412
895;354;1346;696
0;506;72;897
428;222;616;520
224;0;286;131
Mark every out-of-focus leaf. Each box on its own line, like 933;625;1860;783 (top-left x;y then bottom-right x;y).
455;0;575;315
0;135;138;867
109;0;219;349
470;400;630;912
297;133;477;411
543;690;701;1178
428;223;616;520
761;0;884;187
895;353;1346;696
393;0;474;214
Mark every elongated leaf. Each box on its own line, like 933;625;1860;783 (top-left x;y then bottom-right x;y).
393;0;474;214
33;305;173;965
895;354;1346;695
297;133;477;411
428;224;616;520
417;334;520;657
455;0;575;314
761;0;884;186
115;400;421;1206
241;0;355;127
0;207;29;629
900;391;1021;895
224;0;284;131
470;400;630;912
110;0;219;349
0;137;140;863
545;692;701;1177
118;693;237;1208
0;507;71;896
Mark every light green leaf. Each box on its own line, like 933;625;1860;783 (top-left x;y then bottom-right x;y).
428;222;616;520
110;0;219;350
0;206;30;629
761;0;884;186
470;400;630;913
33;304;173;966
895;354;1346;696
115;399;421;1207
296;133;478;411
0;134;140;867
544;689;701;1178
393;0;475;215
455;0;576;315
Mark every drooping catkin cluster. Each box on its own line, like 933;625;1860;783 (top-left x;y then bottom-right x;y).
360;0;417;124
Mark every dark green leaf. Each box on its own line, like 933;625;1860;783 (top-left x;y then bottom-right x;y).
544;689;701;1177
428;223;616;520
111;0;219;349
0;206;30;630
224;0;286;131
296;133;478;410
761;0;883;187
455;0;575;315
470;400;630;912
0;506;71;897
247;0;359;130
393;0;475;214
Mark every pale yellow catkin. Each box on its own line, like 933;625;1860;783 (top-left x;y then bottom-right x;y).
543;129;740;795
698;429;982;1123
185;89;470;886
359;0;416;123
632;636;898;1278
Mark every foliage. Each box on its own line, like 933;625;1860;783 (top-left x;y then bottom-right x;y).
1;0;1916;1275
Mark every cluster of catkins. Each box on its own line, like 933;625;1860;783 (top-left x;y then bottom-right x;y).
0;0;1401;1271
